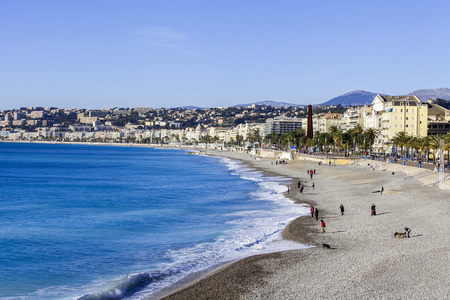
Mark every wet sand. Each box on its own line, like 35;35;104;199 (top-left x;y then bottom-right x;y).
149;149;449;300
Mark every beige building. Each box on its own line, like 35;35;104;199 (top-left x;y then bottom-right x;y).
370;94;428;153
303;113;342;134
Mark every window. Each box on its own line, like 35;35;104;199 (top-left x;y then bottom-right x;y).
412;109;414;113
412;117;414;120
406;109;409;113
395;124;397;128
400;109;403;112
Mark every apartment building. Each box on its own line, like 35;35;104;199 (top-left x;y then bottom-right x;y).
304;113;342;134
370;94;428;153
264;116;302;137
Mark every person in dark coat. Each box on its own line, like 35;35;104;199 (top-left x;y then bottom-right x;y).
371;203;376;216
340;204;344;215
315;208;319;221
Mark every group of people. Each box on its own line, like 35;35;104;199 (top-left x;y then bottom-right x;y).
310;205;327;234
310;205;319;221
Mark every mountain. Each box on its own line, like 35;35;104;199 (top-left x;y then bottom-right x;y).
320;90;378;106
234;100;304;108
406;88;450;100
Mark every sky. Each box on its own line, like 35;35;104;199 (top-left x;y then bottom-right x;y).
1;0;449;110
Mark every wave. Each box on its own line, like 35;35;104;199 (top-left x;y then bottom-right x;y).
77;271;173;300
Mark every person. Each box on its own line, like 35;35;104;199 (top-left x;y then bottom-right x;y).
321;220;326;234
371;203;376;216
381;186;384;194
287;187;290;194
405;227;411;238
298;181;301;188
315;208;319;221
310;172;313;180
310;205;314;218
340;204;344;215
313;169;316;175
312;182;315;190
300;185;304;194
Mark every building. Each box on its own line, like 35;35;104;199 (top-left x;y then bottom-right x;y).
303;113;342;134
264;117;302;137
426;99;450;135
371;94;428;153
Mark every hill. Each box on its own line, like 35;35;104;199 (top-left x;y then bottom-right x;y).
320;90;378;106
406;88;450;101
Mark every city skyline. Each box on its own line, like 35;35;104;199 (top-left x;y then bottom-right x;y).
1;1;449;110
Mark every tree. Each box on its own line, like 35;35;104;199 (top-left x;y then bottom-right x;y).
391;132;410;158
364;128;379;155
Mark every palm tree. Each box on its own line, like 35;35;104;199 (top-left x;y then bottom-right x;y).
444;132;450;167
391;132;410;158
428;134;444;164
364;128;379;155
329;126;342;153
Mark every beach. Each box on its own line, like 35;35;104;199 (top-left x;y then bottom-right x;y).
152;149;449;300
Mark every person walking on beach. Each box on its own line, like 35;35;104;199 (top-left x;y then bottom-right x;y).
315;208;319;221
340;204;344;215
300;185;304;194
321;220;326;234
381;186;384;194
298;181;301;188
371;203;376;216
312;182;315;190
310;205;314;218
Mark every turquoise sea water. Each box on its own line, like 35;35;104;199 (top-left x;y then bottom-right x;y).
0;143;308;299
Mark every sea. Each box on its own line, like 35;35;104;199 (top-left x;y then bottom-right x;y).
0;143;309;300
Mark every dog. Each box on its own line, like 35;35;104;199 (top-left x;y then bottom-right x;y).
394;232;407;238
322;243;331;249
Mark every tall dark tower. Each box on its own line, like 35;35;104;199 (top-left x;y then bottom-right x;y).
307;105;313;139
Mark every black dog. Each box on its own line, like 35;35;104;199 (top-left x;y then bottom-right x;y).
322;243;331;249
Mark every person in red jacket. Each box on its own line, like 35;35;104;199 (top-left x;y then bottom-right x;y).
310;205;314;218
321;220;326;234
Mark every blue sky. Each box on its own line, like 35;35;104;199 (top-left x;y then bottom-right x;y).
1;1;449;110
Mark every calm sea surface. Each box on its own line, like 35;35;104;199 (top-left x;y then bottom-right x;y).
0;143;308;299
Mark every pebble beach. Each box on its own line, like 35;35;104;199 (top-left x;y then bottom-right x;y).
151;149;449;300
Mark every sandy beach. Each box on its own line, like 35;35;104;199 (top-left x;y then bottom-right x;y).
147;149;449;300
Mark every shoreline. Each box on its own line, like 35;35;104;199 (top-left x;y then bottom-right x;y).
3;142;448;299
152;149;449;300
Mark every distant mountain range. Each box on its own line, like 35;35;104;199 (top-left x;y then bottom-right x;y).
232;88;450;108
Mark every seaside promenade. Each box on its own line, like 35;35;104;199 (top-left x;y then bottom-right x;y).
154;148;449;300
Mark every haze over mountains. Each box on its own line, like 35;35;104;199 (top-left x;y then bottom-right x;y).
232;88;450;108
